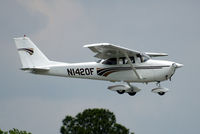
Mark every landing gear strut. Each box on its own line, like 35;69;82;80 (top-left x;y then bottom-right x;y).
156;81;161;87
156;82;165;95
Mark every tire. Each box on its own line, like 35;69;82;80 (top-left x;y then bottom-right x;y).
128;92;137;96
117;90;125;94
158;92;165;96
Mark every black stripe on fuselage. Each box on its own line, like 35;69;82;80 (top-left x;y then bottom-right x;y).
97;67;130;75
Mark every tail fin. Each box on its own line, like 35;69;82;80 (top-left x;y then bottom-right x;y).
14;36;50;69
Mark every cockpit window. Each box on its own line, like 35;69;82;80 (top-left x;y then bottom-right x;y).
143;55;149;62
130;57;135;63
137;54;150;63
119;57;135;64
102;58;117;65
101;55;148;65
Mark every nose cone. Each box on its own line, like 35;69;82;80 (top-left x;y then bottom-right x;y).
175;63;184;68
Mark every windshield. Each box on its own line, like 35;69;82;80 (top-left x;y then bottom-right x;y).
137;53;150;63
142;53;150;62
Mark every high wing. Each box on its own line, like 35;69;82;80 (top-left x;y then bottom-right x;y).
84;43;140;59
84;43;143;79
84;43;168;59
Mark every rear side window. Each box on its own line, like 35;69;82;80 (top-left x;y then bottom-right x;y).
102;58;117;65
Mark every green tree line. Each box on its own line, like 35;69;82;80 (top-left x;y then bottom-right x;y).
1;108;134;134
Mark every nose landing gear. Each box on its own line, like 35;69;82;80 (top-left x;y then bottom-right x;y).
151;82;169;96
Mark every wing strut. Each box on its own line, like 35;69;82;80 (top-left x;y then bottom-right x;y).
124;53;142;79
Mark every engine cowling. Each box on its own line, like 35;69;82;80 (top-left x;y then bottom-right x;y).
151;87;169;95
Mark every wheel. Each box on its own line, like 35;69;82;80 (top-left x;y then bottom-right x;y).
128;92;137;96
117;90;125;94
158;92;165;96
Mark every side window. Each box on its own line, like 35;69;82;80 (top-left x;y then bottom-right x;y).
119;57;127;64
119;57;135;64
130;57;135;63
119;58;124;65
136;54;142;63
102;58;117;65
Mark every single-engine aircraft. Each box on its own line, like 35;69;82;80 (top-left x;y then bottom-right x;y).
14;36;183;96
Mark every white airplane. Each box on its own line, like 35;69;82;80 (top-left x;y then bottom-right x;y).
14;36;183;96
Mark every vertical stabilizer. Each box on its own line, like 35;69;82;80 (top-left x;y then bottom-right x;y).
14;36;50;69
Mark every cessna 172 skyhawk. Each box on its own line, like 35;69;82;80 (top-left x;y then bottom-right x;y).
14;36;183;96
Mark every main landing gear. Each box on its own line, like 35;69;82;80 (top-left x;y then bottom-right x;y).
109;82;169;96
108;83;140;96
116;90;137;96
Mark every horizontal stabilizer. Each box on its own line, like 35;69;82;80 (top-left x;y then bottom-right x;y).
20;66;50;71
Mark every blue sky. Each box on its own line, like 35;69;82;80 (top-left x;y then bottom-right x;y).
0;0;200;134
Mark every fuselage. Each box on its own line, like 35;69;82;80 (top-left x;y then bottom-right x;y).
32;59;177;83
14;36;183;96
